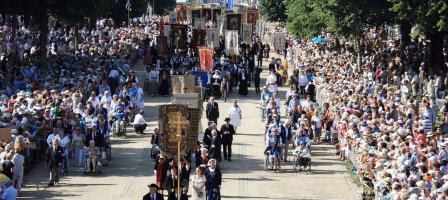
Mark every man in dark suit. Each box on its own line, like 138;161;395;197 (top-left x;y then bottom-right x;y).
85;126;104;147
203;123;217;149
143;183;165;200
94;103;108;117
61;117;73;135
280;121;293;162
208;130;222;162
220;118;235;161
206;97;219;124
46;139;63;186
305;80;316;101
167;187;188;200
164;166;179;198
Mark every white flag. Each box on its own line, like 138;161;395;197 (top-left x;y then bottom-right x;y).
126;0;132;11
207;28;219;48
225;30;239;55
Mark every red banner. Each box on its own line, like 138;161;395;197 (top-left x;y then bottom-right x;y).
198;47;213;71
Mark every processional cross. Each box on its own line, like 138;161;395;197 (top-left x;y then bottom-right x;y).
167;111;189;141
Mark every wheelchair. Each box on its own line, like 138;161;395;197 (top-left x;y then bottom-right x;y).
128;97;137;122
100;139;112;166
83;155;103;175
112;117;127;138
264;152;281;172
104;136;112;161
293;153;311;173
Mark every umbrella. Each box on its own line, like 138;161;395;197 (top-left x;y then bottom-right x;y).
311;37;326;43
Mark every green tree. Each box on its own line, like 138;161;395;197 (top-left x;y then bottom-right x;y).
152;0;176;15
285;0;334;38
389;0;448;66
259;0;287;22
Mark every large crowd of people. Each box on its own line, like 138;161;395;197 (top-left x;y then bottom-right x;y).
250;21;448;199
2;5;448;200
0;15;156;198
292;30;448;199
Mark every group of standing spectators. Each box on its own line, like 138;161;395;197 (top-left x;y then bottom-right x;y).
291;29;448;199
0;14;162;198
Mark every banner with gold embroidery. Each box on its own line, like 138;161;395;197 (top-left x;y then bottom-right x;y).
158;105;201;157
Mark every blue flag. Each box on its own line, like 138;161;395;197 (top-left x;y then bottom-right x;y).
226;0;233;9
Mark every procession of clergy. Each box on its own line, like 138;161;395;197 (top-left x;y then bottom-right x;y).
138;4;297;199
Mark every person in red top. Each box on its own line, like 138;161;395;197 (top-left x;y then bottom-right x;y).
413;127;427;146
154;155;169;193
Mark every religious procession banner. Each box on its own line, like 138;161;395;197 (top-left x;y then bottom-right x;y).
198;46;213;71
227;14;241;31
171;75;196;94
193;18;206;29
190;9;201;24
225;30;239;55
206;28;220;48
156;36;168;56
192;29;207;47
212;9;222;27
172;93;202;109
191;71;209;88
274;32;286;52
171;24;188;49
202;8;212;22
255;20;265;38
163;25;171;46
246;9;258;24
186;108;201;152
242;23;253;44
217;17;227;36
158;104;190;158
176;5;187;22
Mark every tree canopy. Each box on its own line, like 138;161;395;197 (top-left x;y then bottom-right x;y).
259;0;287;22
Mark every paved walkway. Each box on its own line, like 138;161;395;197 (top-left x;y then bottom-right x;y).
19;58;359;199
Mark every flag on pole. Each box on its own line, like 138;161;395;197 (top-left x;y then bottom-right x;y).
126;0;132;11
226;0;233;9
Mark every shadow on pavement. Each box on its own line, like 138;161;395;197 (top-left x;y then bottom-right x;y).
222;177;278;181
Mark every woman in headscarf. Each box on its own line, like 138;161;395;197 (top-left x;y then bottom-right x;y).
238;68;249;96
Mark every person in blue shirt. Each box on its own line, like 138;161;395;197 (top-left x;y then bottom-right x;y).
293;141;311;171
295;131;311;146
305;71;313;82
114;100;126;112
420;103;436;124
114;106;126;120
265;127;282;146
260;86;272;104
288;94;300;113
1;180;16;200
113;106;127;137
98;80;111;94
128;83;138;99
264;140;282;170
